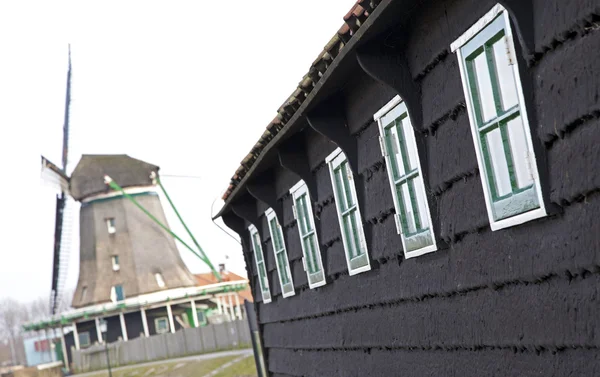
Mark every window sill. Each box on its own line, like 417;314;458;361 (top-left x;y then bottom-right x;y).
348;263;371;276
404;244;438;259
489;207;547;231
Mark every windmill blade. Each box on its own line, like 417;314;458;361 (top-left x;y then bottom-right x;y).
41;156;70;194
50;193;66;314
49;45;73;315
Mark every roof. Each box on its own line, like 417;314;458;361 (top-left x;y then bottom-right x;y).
70;154;159;201
220;0;381;203
195;272;253;302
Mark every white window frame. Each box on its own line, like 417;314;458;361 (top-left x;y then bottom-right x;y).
374;95;438;258
155;317;169;334
326;148;371;276
265;208;295;298
155;272;166;288
106;218;116;234
451;3;547;231
111;255;120;271
80;286;88;302
248;224;272;304
290;180;326;288
78;332;91;348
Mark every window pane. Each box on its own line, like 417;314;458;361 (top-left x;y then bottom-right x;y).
298;194;312;234
506;115;533;189
342;213;357;259
308;235;319;273
270;218;283;252
485;128;512;197
334;167;348;212
399;183;417;234
349;211;363;257
277;252;288;284
253;234;263;261
492;38;519;111
340;162;355;207
413;176;430;230
401;117;419;171
386;125;406;178
302;237;315;273
473;51;496;123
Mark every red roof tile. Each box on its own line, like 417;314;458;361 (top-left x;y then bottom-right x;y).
221;0;382;203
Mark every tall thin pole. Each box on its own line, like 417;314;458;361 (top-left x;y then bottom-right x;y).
104;339;112;377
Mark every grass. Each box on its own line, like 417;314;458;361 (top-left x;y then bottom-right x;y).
80;356;241;377
212;355;257;377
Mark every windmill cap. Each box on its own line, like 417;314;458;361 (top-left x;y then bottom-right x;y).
70;154;159;201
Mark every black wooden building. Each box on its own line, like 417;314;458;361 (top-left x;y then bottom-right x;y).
215;0;600;376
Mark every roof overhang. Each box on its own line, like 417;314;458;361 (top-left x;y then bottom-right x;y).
22;280;249;331
215;0;419;219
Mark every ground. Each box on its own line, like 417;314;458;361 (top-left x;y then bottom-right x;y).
75;350;256;377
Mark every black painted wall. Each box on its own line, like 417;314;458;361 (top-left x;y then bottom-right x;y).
227;1;600;376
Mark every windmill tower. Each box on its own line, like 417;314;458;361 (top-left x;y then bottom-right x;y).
68;154;197;307
41;47;218;311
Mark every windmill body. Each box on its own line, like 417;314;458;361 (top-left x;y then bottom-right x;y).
70;155;197;308
24;47;251;372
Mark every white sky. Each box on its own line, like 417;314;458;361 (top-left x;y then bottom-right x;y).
0;0;356;304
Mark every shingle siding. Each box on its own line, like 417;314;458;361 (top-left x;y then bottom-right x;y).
225;1;600;375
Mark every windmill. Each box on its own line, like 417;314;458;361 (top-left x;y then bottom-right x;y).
40;45;74;315
40;47;220;312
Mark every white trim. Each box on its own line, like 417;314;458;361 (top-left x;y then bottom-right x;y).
72;322;80;350
111;255;120;271
141;308;150;337
325;147;343;164
37;361;64;370
374;96;438;259
234;294;242;320
191;300;199;327
453;5;547;232
248;224;272;304
119;312;128;341
60;327;69;371
450;3;505;52
95;318;103;343
289;179;307;194
289;180;327;289
166;304;175;334
265;208;296;298
227;294;235;320
373;95;403;120
81;185;158;203
326;149;371;276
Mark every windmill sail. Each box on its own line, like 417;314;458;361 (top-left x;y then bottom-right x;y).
48;45;73;315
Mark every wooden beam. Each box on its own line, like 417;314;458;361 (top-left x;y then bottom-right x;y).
306;96;359;177
356;41;423;132
247;170;283;221
278;134;318;202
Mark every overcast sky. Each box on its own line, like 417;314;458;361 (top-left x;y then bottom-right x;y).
0;0;356;305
